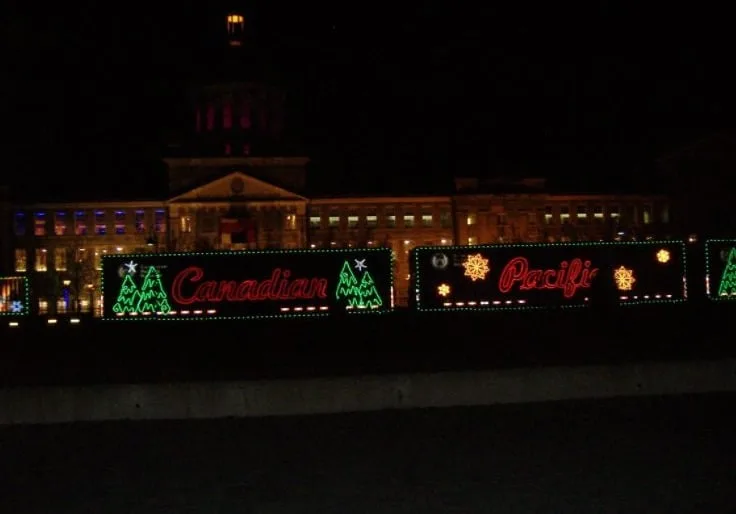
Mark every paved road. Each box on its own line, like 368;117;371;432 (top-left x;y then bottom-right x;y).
1;393;734;513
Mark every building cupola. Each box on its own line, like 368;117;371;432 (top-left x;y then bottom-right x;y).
227;13;245;47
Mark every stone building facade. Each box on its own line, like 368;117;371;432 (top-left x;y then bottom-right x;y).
6;160;671;312
0;186;9;276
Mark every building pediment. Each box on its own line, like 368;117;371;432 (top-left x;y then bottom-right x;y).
168;172;307;203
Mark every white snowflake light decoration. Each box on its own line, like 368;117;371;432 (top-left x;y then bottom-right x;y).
10;300;24;313
462;253;490;282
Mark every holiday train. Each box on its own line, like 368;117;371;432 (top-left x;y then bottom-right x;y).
3;240;736;323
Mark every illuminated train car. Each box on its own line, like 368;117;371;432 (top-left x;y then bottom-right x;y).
0;276;30;323
101;248;394;321
704;239;736;301
410;241;687;312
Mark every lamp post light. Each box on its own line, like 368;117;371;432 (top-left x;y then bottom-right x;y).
146;233;159;253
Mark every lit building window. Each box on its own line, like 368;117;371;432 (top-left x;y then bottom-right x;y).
309;216;321;228
180;216;192;233
328;216;339;227
467;213;477;226
240;101;252;129
440;211;451;228
643;205;652;224
593;206;604;220
54;212;67;236
468;236;478;245
206;104;215;131
35;249;48;272
403;214;415;227
386;214;396;228
135;210;146;233
560;207;570;224
544;206;553;224
115;211;126;234
576;206;587;220
34;213;46;236
366;214;378;227
609;206;620;218
285;214;297;230
54;248;67;271
347;215;359;228
74;211;88;236
14;249;26;272
223;102;232;129
421;214;433;227
14;213;26;236
154;210;166;233
94;211;106;235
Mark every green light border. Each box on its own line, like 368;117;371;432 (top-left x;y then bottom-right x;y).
412;240;688;312
100;247;395;321
0;275;30;317
704;239;736;301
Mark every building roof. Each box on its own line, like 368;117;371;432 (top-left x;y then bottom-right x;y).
306;174;453;199
656;132;736;166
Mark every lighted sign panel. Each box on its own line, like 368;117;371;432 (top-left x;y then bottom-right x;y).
705;239;736;300
412;241;686;311
0;276;29;316
102;248;393;320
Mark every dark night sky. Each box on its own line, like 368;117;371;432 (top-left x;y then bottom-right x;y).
3;1;733;196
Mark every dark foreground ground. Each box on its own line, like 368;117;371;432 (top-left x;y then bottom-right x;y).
1;303;735;386
1;393;734;513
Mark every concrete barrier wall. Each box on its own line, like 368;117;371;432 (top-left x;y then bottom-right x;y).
2;359;736;425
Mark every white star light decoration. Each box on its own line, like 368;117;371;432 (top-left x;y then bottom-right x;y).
124;261;138;274
10;301;23;313
354;258;367;271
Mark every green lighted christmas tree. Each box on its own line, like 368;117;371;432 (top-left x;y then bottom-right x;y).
136;266;172;313
335;260;361;304
335;259;384;308
358;271;382;308
112;273;141;314
717;248;736;297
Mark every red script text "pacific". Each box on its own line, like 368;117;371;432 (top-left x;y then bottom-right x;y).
498;257;598;298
